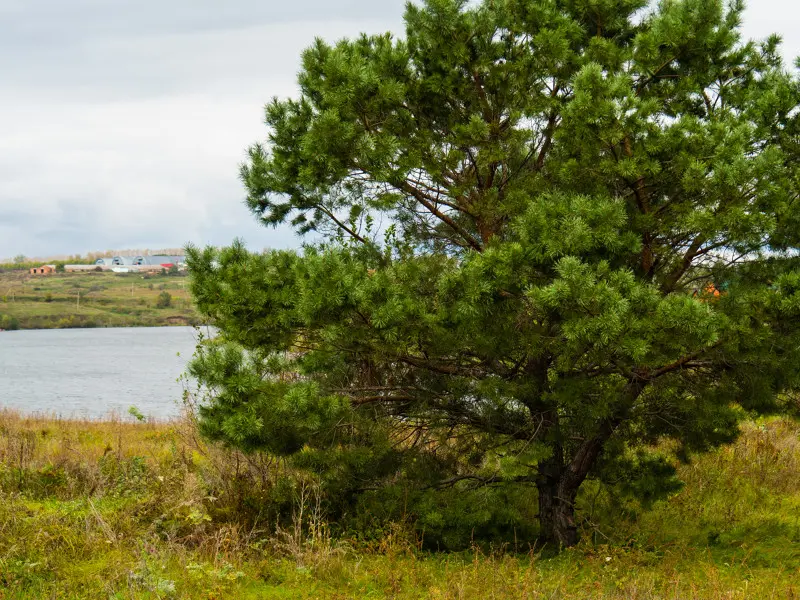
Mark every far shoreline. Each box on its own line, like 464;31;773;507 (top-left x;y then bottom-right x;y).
0;270;200;330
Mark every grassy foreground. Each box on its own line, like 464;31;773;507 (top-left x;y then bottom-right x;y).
0;270;199;330
1;409;799;599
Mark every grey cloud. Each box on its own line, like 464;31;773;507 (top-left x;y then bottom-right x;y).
1;0;405;88
4;0;405;41
0;206;30;224
2;6;407;101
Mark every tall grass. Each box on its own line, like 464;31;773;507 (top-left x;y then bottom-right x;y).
1;408;799;598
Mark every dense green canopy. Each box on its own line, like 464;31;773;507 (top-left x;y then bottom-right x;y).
187;0;800;547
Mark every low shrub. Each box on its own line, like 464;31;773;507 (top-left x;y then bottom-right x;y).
156;291;172;309
0;313;19;330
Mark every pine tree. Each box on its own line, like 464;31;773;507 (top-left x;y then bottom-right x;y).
187;0;800;547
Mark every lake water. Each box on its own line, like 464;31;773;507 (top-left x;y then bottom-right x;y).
0;327;202;419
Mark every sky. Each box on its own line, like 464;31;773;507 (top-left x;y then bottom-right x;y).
0;0;798;261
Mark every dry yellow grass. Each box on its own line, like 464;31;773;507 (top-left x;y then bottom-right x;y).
1;409;799;598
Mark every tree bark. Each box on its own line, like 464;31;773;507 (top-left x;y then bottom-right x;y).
537;472;579;548
535;384;645;548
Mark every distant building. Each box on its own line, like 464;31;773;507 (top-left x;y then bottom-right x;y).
95;257;134;267
131;255;186;268
64;265;99;272
61;256;188;273
88;256;186;271
30;265;55;275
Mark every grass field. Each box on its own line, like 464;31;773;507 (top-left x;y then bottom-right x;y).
1;407;799;599
0;270;199;330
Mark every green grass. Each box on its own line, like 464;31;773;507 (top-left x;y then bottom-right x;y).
1;410;799;598
0;270;199;329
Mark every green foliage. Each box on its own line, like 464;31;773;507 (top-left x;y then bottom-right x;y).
98;454;150;497
128;406;146;423
188;0;800;547
0;313;19;330
156;291;172;309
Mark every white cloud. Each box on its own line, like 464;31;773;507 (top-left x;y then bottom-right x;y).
742;0;800;63
0;16;405;258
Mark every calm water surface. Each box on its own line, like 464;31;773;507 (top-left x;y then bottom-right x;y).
0;327;201;419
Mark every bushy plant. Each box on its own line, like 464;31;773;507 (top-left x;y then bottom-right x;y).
0;313;19;330
156;291;172;309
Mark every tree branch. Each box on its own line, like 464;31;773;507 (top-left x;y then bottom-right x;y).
645;341;724;379
427;473;537;490
399;182;485;252
350;395;416;406
316;204;369;245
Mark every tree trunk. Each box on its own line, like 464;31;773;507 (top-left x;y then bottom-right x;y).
537;476;579;548
534;384;644;548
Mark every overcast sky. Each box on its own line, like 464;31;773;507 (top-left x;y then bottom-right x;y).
0;0;798;260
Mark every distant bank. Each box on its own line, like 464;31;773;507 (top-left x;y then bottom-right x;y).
0;269;199;330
